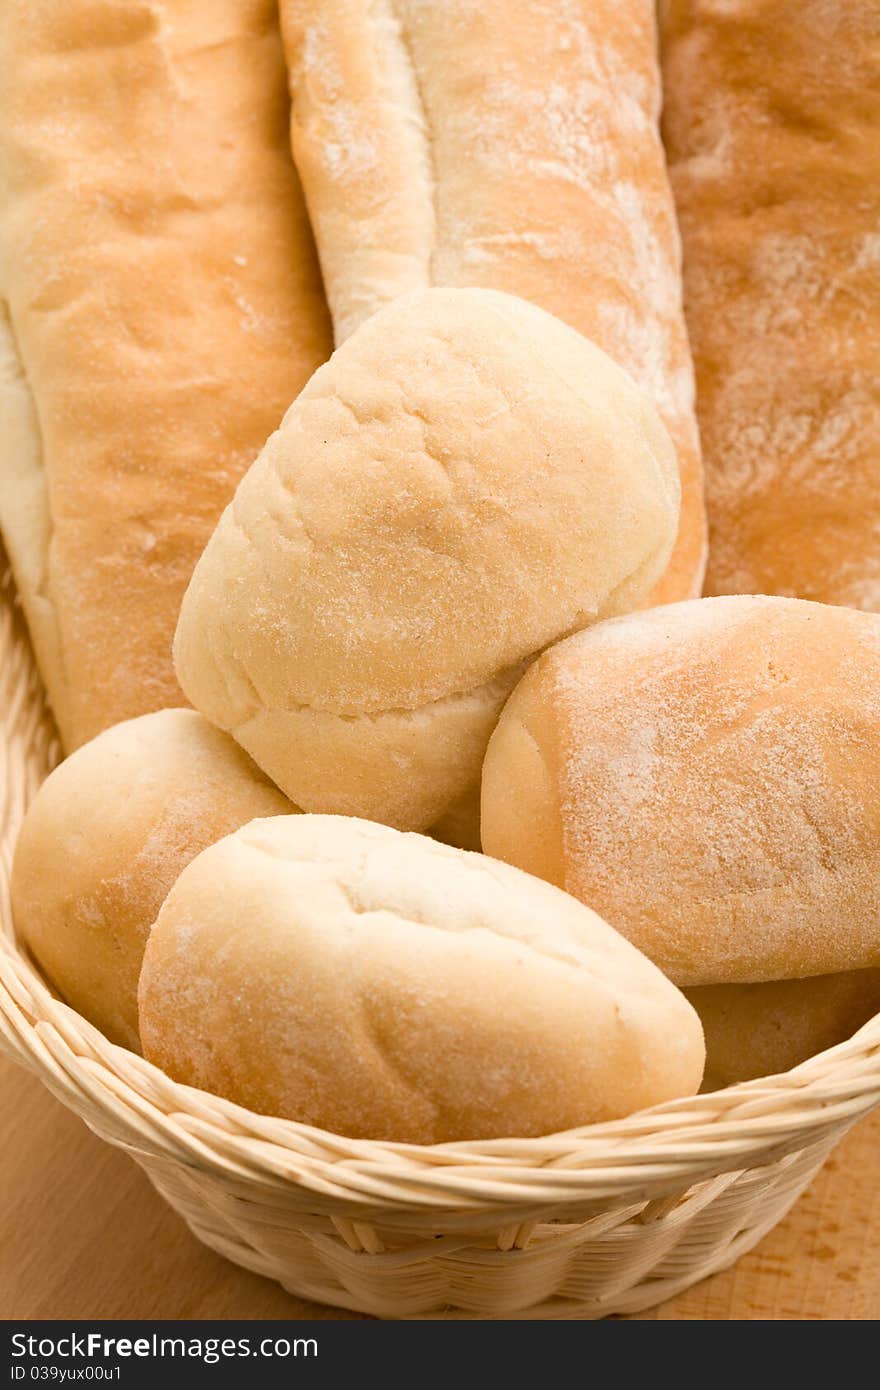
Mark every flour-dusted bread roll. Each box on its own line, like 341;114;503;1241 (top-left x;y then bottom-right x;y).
0;1;331;749
11;710;294;1050
482;596;880;985
281;0;706;605
175;288;680;832
689;971;880;1092
661;2;880;608
138;815;704;1143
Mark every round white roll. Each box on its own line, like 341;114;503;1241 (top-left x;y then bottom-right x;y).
12;709;294;1050
174;287;680;830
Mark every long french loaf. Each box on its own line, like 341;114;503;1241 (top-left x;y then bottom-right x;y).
661;1;880;607
0;1;331;748
280;0;705;604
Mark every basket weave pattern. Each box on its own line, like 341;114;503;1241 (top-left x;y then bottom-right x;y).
2;560;880;1318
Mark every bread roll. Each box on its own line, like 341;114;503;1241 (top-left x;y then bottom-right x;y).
428;785;484;853
482;596;880;985
280;0;706;605
0;0;331;749
11;710;294;1050
661;2;880;608
689;971;880;1092
138;815;705;1143
174;288;680;832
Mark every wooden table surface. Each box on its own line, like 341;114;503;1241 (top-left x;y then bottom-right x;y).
2;1051;878;1321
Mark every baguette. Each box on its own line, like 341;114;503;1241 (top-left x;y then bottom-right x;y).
661;1;880;607
0;1;331;748
281;0;705;603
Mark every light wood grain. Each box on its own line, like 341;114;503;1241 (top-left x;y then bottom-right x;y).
1;1052;877;1320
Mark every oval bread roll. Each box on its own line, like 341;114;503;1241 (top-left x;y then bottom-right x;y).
689;970;880;1093
11;710;294;1050
482;596;880;985
174;287;680;832
138;815;705;1143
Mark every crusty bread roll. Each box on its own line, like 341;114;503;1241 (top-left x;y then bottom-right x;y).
11;710;294;1051
661;1;880;608
0;0;331;750
689;971;880;1092
280;0;705;605
174;288;680;832
138;815;705;1143
481;596;880;985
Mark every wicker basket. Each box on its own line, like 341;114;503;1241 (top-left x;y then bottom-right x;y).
3;563;880;1320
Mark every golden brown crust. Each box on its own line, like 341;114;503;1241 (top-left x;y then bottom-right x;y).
281;0;705;603
482;596;880;985
479;676;567;890
0;1;331;748
688;970;880;1091
662;1;880;608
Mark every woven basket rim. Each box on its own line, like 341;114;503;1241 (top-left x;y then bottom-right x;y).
3;558;880;1218
4;933;880;1211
